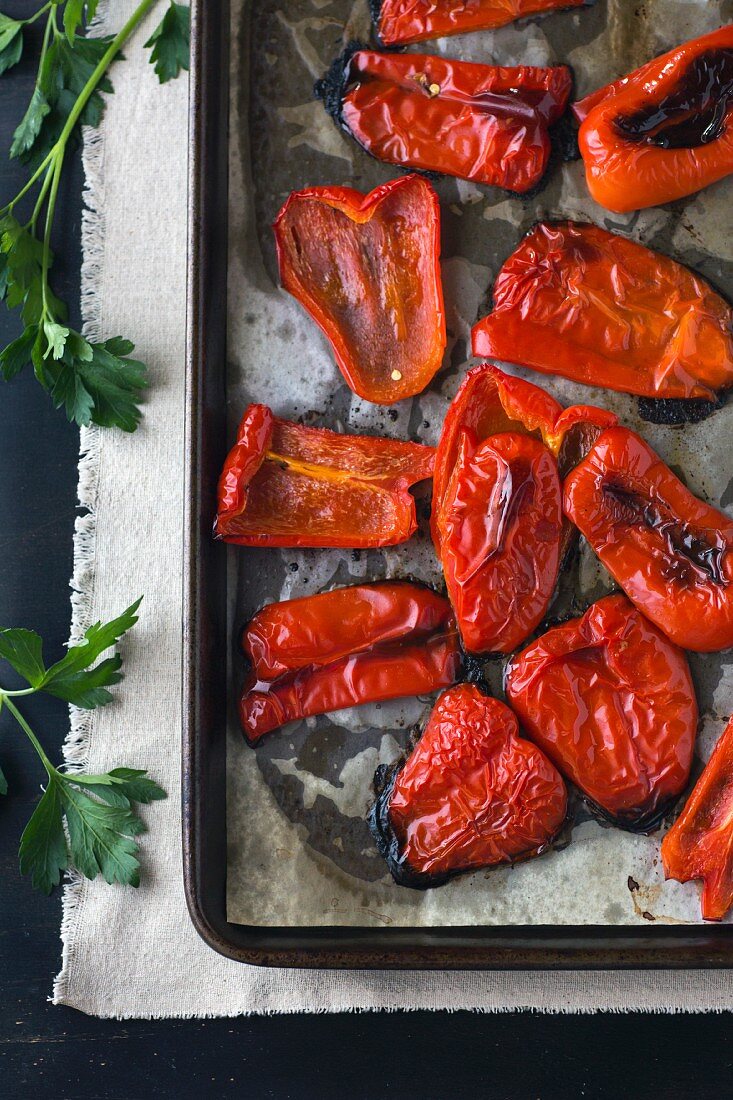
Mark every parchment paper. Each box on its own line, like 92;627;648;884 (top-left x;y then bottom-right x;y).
225;0;733;927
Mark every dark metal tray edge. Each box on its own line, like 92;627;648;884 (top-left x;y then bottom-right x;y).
182;0;733;969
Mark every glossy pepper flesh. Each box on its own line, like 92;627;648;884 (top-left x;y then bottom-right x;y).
369;683;568;887
239;582;461;743
506;594;697;830
273;176;446;405
574;25;733;212
372;0;589;46
215;404;435;548
431;363;616;546
437;430;563;655
564;426;733;652
472;221;733;402
431;364;614;651
662;716;733;921
320;48;572;192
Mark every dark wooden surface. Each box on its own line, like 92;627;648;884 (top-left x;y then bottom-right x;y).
0;4;732;1097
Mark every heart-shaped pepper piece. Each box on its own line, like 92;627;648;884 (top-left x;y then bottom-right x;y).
369;683;567;887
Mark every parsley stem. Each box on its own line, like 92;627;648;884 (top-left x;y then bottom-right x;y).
41;151;64;315
1;695;56;778
24;2;53;27
54;0;160;158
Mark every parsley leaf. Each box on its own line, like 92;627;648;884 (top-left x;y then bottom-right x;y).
10;85;51;160
0;628;46;687
40;598;142;707
0;326;37;380
36;332;147;431
145;2;190;84
1;601;166;894
0;598;142;706
0;13;23;76
19;35;116;167
18;776;68;893
63;1;101;45
61;782;145;886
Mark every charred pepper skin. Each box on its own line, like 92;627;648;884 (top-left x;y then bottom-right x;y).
239;582;462;743
369;683;568;887
564;426;733;653
273;176;446;405
319;48;573;192
472;221;733;403
662;715;733;921
372;0;590;47
506;594;697;832
574;25;733;212
214;404;435;549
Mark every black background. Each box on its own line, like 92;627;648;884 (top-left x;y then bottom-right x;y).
0;4;731;1097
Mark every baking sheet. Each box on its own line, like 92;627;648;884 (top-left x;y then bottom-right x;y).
225;0;733;927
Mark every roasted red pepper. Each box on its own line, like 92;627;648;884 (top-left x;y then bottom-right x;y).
574;25;733;212
564;426;733;652
471;221;733;403
369;683;567;886
372;0;589;46
506;594;697;830
437;431;562;655
239;582;461;743
215;404;435;548
318;49;572;192
431;364;614;652
431;364;615;539
662;715;733;921
273;176;446;405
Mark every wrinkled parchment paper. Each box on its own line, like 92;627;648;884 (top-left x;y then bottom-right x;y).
225;0;733;927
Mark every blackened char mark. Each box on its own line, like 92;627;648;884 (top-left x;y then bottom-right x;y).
602;482;728;585
615;48;733;149
638;395;724;426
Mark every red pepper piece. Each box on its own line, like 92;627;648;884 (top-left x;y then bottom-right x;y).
431;364;614;650
324;49;572;192
437;431;563;654
214;404;435;548
239;582;461;743
662;716;733;921
373;0;589;46
506;594;697;830
432;364;562;547
273;176;446;405
472;221;733;402
574;25;733;211
564;426;733;652
369;683;567;887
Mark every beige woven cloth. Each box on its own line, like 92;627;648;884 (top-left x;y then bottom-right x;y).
52;0;733;1016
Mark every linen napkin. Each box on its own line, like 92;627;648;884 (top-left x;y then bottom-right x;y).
53;0;733;1016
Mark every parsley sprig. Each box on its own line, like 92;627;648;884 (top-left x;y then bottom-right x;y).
0;0;190;430
0;598;167;893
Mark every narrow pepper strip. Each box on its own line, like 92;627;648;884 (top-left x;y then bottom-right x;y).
574;25;733;212
372;0;589;46
273;176;446;405
472;221;733;402
214;404;435;548
239;582;461;743
564;426;733;652
662;715;733;921
506;595;697;831
320;49;572;192
369;683;568;887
